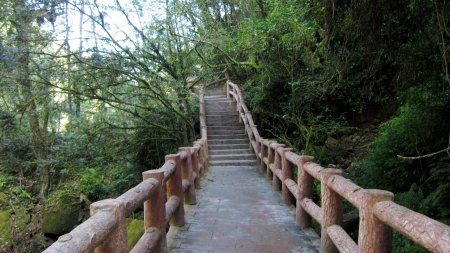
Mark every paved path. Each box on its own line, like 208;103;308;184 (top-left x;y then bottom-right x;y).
166;165;321;253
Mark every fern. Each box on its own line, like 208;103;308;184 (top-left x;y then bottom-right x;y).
422;156;450;220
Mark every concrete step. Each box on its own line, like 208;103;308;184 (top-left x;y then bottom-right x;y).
209;159;257;166
205;107;236;113
208;134;247;140
205;102;235;107
209;149;254;155
209;144;249;150
206;117;240;122
207;126;242;131
205;103;234;108
205;111;239;118
209;153;256;161
206;121;241;126
208;139;249;145
207;129;245;135
206;122;242;127
207;124;243;128
204;97;232;102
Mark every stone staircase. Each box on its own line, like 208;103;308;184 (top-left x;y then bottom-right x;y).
205;88;257;166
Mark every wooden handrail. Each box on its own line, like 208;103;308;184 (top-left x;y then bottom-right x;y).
226;80;450;253
44;83;210;253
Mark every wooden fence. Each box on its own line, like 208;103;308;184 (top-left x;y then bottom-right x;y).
226;80;450;253
43;83;209;253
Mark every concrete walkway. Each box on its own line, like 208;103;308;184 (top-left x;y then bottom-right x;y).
166;165;321;253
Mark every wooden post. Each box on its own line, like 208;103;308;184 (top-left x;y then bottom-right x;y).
358;189;394;253
142;170;165;253
281;148;295;205
179;147;196;205
259;139;267;172
90;199;128;253
238;105;243;123
266;141;276;180
321;168;343;253
248;125;255;151
272;144;284;191
296;156;314;228
201;140;209;173
165;154;185;226
191;147;201;189
226;75;230;99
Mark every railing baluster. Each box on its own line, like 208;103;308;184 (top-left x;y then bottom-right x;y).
273;144;284;191
296;156;314;228
165;154;185;226
191;146;201;189
179;147;196;205
90;199;128;253
259;139;267;172
282;148;295;205
321;168;343;253
266;141;275;180
358;190;394;253
142;170;165;253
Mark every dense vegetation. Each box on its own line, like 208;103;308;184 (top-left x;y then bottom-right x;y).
0;0;449;252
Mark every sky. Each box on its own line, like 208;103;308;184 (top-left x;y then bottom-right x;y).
47;0;165;52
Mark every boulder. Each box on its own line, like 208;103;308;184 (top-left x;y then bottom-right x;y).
0;192;11;249
126;218;144;250
325;137;339;149
42;193;80;235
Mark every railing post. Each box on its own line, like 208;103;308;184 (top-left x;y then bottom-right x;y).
282;148;295;205
90;199;128;253
142;170;165;253
359;189;394;253
165;154;185;226
259;139;267;172
197;140;208;173
273;144;285;191
266;141;276;180
179;147;196;205
238;104;243;123
226;75;230;99
296;157;314;228
202;79;206;95
191;146;201;189
321;168;343;253
248;124;255;151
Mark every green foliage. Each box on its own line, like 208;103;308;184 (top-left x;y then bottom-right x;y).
352;87;450;193
422;156;450;222
78;168;107;201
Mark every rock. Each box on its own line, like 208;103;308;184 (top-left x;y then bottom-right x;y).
0;191;34;251
352;136;361;142
126;218;144;250
0;191;12;248
32;234;48;250
325;137;339;148
42;192;80;235
335;156;345;165
0;208;12;249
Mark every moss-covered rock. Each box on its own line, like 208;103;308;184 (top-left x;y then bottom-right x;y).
126;218;144;250
42;192;80;235
0;191;12;249
0;190;34;251
0;208;12;249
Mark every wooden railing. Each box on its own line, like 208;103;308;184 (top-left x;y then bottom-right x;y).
43;83;210;253
226;80;450;253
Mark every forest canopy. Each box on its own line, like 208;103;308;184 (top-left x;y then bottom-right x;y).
0;0;449;252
